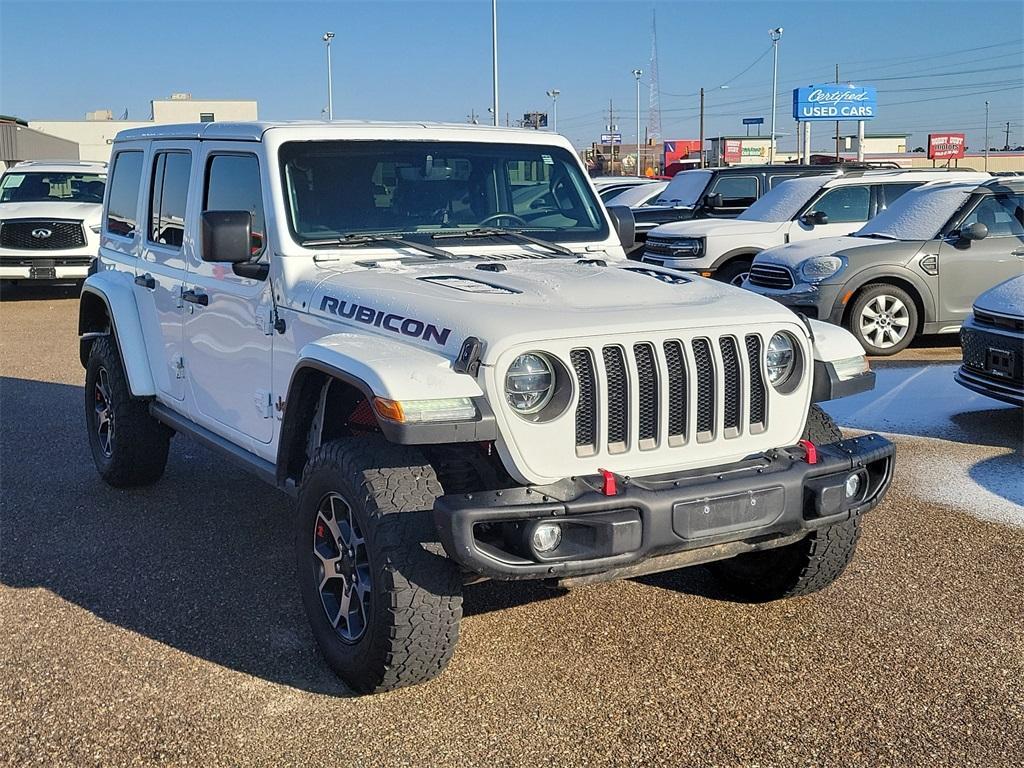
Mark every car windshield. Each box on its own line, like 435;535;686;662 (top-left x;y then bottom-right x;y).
605;181;669;208
738;175;833;222
856;183;975;241
0;171;106;204
279;140;607;245
655;170;712;206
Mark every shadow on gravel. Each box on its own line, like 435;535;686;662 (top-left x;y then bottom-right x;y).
0;282;82;302
967;452;1024;510
0;375;567;696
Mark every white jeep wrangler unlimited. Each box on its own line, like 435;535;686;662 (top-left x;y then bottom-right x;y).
79;122;893;693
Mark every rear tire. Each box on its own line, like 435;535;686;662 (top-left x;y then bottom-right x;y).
847;283;918;356
706;405;861;602
296;437;463;694
84;336;172;487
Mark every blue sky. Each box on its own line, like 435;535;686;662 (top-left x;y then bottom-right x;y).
1;0;1021;152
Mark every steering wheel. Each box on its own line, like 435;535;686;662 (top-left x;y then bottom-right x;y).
478;212;528;227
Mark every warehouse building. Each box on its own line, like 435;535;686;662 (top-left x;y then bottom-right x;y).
0;117;80;170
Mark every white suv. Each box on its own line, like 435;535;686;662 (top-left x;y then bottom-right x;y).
0;160;107;282
78;121;893;693
641;170;989;286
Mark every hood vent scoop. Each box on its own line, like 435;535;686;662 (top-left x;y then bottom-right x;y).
419;276;519;295
623;266;692;285
476;252;560;261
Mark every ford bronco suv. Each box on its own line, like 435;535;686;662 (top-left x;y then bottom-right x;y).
79;122;893;694
0;160;107;283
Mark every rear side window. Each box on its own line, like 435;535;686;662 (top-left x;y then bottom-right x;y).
105;151;144;237
811;185;871;223
148;151;192;248
204;154;266;258
880;183;919;210
710;175;758;206
768;173;800;189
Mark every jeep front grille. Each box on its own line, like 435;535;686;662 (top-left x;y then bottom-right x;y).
571;334;770;455
748;263;794;290
0;219;87;250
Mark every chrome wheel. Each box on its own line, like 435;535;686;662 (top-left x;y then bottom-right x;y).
730;270;750;287
859;294;910;349
93;366;114;458
313;492;371;643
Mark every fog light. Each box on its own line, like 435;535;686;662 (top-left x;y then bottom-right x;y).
845;473;862;499
531;522;562;553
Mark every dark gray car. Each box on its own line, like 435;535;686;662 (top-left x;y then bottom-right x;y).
745;178;1024;355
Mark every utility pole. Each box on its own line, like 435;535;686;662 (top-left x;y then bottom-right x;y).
322;32;335;120
984;101;990;171
633;69;643;177
1004;121;1012;151
491;0;499;126
835;64;841;162
467;109;479;125
699;87;705;169
769;27;783;164
607;99;618;175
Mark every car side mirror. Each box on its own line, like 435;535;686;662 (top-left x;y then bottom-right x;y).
703;193;724;210
201;210;253;263
606;205;636;250
959;221;989;243
802;210;829;226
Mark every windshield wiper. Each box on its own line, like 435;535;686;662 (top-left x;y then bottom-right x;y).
431;227;576;257
303;233;459;260
859;233;899;240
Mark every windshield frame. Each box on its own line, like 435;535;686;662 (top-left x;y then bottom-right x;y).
277;139;610;249
0;171;107;204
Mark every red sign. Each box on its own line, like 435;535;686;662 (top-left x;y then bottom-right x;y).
663;139;701;167
723;139;743;163
928;133;965;160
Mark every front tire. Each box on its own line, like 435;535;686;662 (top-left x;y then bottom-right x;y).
706;405;861;602
84;336;172;487
296;437;463;694
847;283;918;356
714;259;753;288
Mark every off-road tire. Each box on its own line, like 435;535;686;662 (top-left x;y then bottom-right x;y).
714;259;754;288
84;336;172;487
706;405;861;602
296;437;463;694
847;283;919;356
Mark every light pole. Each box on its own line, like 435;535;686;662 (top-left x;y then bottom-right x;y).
632;69;643;176
491;0;499;126
769;27;783;164
546;89;560;132
984;100;990;171
322;32;335;120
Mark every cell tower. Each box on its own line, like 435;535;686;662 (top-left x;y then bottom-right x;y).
646;9;662;142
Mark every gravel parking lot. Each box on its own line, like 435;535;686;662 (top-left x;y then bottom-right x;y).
2;283;1022;767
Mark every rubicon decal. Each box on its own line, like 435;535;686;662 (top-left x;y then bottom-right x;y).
319;295;452;346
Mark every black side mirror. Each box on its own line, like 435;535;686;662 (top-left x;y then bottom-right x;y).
802;210;829;226
201;210;253;263
959;221;989;243
606;205;636;250
703;193;724;209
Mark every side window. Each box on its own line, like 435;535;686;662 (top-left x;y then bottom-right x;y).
880;183;919;210
959;194;1024;238
810;185;871;223
204;154;267;257
768;173;800;189
710;176;758;207
148;151;191;248
105;151;144;238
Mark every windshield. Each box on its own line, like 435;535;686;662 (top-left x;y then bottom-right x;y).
856;184;974;241
656;170;712;206
279;140;607;245
0;171;106;204
738;175;833;222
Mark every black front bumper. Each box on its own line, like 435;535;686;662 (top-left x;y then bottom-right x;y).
434;434;894;582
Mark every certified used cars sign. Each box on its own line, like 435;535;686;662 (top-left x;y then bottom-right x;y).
792;84;877;121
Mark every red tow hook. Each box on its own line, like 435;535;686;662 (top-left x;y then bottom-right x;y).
598;468;618;496
798;439;819;465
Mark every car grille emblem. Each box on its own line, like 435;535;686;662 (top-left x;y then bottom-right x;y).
31;228;53;239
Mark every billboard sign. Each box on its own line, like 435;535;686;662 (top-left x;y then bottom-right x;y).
928;133;966;160
722;139;743;163
600;133;622;145
742;117;765;126
793;84;877;121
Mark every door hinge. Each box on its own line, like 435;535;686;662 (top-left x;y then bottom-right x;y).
173;357;185;379
255;390;273;419
256;306;275;336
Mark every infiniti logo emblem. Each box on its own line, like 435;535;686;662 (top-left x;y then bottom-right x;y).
31;228;53;239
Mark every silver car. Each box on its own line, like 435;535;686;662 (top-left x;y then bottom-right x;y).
746;177;1024;356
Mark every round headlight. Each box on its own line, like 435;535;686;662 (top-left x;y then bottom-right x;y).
766;333;797;387
799;255;843;283
505;353;555;414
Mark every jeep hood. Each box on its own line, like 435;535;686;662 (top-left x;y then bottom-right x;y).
755;236;892;268
0;201;102;222
307;257;803;357
650;218;785;239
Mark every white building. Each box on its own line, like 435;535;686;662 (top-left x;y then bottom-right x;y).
30;94;258;162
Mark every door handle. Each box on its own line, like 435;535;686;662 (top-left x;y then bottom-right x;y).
1011;249;1024;258
134;273;156;289
182;289;209;306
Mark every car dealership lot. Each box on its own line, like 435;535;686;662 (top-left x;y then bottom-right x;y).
1;285;1022;767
